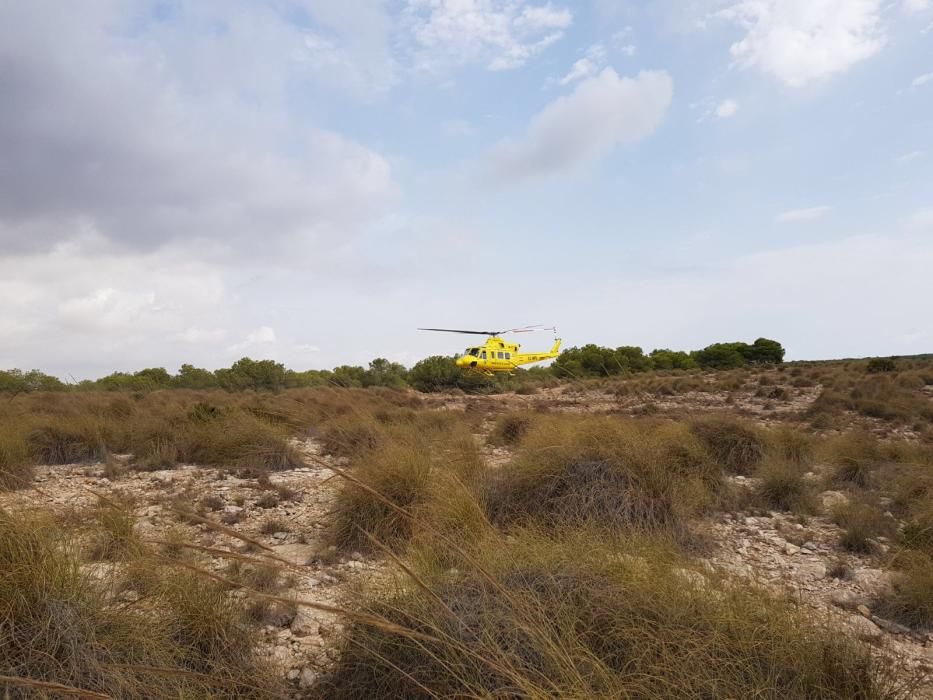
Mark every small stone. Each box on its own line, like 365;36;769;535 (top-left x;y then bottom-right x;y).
802;541;817;551
856;604;872;618
852;568;889;595
287;669;300;681
350;551;364;561
847;614;882;641
830;591;863;610
743;516;757;526
290;610;320;638
820;490;849;511
299;667;317;689
797;561;826;580
273;531;288;540
871;616;912;636
784;543;800;555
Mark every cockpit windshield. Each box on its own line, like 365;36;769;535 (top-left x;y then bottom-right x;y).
464;348;479;357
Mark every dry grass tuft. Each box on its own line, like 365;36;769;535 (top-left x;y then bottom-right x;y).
489;413;534;446
823;432;881;489
0;508;281;698
832;502;888;553
690;416;764;475
486;417;719;542
755;457;817;514
876;551;933;630
327;443;433;552
0;429;35;490
317;529;914;699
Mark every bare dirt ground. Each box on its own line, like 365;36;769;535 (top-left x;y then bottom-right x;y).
1;441;383;693
3;382;932;695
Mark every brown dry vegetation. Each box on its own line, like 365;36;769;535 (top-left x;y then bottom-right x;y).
0;358;932;697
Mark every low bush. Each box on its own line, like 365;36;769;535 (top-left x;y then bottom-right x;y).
327;443;434;552
488;413;534;446
690;417;764;475
755;458;816;514
823;432;881;489
767;427;814;466
317;530;912;699
901;504;933;556
180;411;303;473
0;508;281;698
320;415;384;458
876;550;933;630
87;502;140;562
0;430;34;490
832;502;888;553
28;418;108;465
327;424;489;554
487;417;719;542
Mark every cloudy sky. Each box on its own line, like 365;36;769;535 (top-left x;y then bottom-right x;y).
1;0;931;378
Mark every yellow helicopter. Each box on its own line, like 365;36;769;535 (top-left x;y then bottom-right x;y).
419;325;562;376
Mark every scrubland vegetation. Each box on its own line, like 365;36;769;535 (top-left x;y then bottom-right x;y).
0;354;931;697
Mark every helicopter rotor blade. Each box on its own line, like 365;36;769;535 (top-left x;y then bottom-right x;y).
418;325;556;336
418;328;505;336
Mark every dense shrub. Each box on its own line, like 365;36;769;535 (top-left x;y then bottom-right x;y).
487;417;719;541
318;531;910;699
755;457;816;514
0;430;34;490
877;551;933;630
0;508;280;698
690;417;764;475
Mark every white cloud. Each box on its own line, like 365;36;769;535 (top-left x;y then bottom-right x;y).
514;4;573;30
405;0;573;72
0;2;396;255
904;0;930;13
226;326;278;356
721;0;885;87
487;69;673;181
909;208;933;230
559;58;598;85
776;205;831;222
557;44;606;85
715;98;740;118
895;150;924;164
611;27;637;55
174;327;228;345
912;72;933;88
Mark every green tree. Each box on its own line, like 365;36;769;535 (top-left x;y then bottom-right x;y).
331;365;366;388
613;346;652;373
0;369;65;393
216;357;287;391
649;349;696;370
174;364;218;389
693;343;747;370
134;367;172;386
362;358;408;388
409;356;463;392
743;338;785;364
285;369;332;388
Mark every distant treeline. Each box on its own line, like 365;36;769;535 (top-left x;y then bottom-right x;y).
0;338;785;394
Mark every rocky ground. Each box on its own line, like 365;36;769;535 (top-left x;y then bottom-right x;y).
2;440;382;694
707;478;933;687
